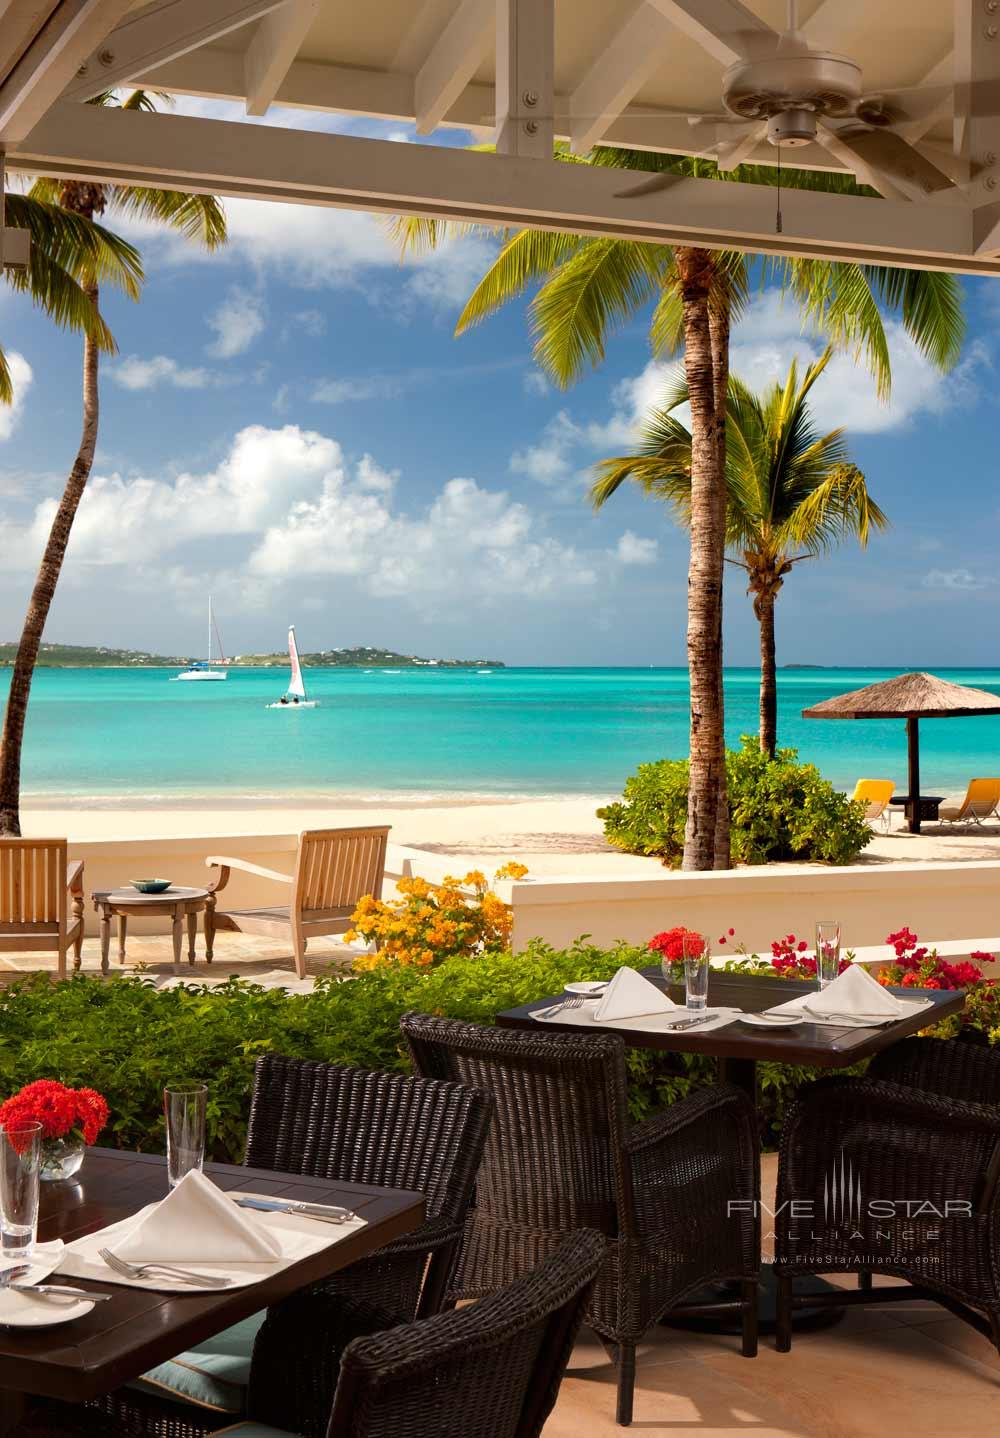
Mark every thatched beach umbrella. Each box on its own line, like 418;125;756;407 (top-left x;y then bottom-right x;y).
802;671;1000;834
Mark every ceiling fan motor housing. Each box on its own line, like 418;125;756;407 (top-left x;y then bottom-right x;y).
766;109;817;146
723;51;863;124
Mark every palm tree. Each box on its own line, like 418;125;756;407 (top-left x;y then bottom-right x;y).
391;148;963;869
593;348;887;758
0;91;227;836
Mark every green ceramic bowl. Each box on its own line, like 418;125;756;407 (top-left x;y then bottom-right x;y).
130;878;172;894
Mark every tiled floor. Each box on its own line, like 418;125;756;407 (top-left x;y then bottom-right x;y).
0;932;356;988
545;1152;1000;1438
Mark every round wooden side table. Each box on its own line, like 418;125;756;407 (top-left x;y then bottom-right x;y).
91;886;213;976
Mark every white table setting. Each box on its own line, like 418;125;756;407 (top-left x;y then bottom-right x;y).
533;965;742;1035
56;1169;368;1293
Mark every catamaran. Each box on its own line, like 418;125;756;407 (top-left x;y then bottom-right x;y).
172;599;228;681
267;626;318;709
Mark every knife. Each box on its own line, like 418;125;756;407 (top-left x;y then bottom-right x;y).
662;1014;714;1031
235;1197;357;1223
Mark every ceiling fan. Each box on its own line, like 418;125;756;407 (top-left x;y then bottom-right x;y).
618;0;955;201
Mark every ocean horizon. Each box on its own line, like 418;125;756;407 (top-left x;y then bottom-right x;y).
5;664;1000;804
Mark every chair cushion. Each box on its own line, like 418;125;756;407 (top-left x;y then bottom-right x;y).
209;1427;295;1437
128;1311;266;1413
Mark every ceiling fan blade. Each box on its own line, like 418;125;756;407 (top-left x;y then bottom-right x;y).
647;0;778;65
613;172;683;200
858;84;952;130
834;128;955;195
715;121;768;172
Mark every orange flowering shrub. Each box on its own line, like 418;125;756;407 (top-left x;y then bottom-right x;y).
346;862;529;970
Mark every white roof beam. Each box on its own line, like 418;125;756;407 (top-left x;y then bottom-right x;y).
414;0;494;136
568;2;674;155
244;0;319;117
0;0;132;142
495;0;553;158
63;0;291;103
956;0;1000;254
12;100;991;275
645;0;775;65
137;47;851;173
0;4;61;88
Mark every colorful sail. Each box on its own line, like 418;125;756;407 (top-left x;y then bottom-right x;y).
287;626;307;699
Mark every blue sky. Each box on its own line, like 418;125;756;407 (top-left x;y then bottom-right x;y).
1;102;998;667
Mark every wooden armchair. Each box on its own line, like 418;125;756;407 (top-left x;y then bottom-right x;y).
205;827;390;978
0;838;84;979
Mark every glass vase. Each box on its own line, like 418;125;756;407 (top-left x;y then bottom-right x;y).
39;1136;85;1182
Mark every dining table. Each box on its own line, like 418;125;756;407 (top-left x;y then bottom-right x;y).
0;1147;425;1435
496;966;965;1331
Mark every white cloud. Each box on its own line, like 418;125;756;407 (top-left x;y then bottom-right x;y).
312;375;401;404
206;287;266;357
5;424;610;610
0;354;32;440
509;411;582;486
616;531;658;565
922;568;993;591
523;370;550;397
111;355;216;391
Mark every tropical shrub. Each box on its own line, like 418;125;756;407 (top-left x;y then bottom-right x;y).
346;864;528;970
598;736;873;866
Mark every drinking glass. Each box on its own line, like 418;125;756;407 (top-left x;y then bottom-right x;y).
683;932;710;1011
164;1084;207;1189
815;921;842;990
0;1120;42;1261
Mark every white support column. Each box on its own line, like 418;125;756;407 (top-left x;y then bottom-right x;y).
955;0;1000;252
0;148;30;269
414;0;494;135
495;0;553;157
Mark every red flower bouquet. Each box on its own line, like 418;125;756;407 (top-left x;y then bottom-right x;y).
0;1080;109;1181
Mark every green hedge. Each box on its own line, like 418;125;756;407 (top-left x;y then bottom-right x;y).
598;736;873;867
2;939;989;1162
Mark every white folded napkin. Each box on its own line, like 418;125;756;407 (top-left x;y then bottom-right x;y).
803;963;905;1019
109;1170;282;1265
594;967;679;1022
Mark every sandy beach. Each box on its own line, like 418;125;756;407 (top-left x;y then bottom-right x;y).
19;794;1000;876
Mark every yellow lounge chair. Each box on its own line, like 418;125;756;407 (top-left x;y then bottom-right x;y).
851;779;895;831
938;778;1000;826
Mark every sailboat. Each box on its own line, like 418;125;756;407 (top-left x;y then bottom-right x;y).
172;599;228;681
267;626;318;709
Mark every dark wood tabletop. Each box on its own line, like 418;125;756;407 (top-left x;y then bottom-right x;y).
0;1148;424;1420
496;967;965;1072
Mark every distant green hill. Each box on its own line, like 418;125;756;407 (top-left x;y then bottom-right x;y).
0;643;187;667
0;642;504;669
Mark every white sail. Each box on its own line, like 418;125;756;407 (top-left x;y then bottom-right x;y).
287;626;307;698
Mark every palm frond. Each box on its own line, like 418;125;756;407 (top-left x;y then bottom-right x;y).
786;463;889;552
529;238;670;386
867;266;965;370
384;215;497;258
107;186;227;249
15;192;143;300
455;229;591;335
0;347;12;406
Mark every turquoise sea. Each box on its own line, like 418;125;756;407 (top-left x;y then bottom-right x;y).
4;666;1000;804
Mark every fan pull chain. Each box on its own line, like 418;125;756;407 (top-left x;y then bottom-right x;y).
776;143;783;234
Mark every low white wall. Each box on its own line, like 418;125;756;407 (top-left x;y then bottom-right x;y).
509;861;1000;972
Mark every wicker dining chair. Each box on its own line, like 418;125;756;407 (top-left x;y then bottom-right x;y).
400;1014;760;1427
17;1233;605;1438
774;1045;1000;1354
86;1055;492;1438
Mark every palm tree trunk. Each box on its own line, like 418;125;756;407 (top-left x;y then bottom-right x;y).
0;283;100;835
677;247;727;871
708;295;731;870
758;592;777;760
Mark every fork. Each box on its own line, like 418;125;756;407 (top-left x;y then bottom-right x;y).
99;1248;233;1287
536;996;586;1019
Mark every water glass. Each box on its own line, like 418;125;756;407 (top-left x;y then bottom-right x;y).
0;1120;42;1261
164;1084;207;1189
683;932;710;1011
815;921;842;989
